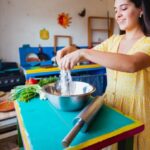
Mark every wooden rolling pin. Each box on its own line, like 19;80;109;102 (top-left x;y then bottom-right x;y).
62;96;103;148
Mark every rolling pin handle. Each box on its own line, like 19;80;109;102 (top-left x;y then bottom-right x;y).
62;119;84;148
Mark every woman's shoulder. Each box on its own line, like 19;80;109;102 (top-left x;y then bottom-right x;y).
134;36;150;55
105;34;123;46
143;36;150;43
108;34;123;41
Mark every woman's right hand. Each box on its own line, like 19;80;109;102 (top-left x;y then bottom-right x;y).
56;45;77;67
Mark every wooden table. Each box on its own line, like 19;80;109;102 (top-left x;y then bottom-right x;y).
14;98;144;150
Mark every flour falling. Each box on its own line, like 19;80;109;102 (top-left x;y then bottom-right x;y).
59;70;75;96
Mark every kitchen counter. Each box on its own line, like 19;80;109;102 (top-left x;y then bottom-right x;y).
14;97;144;150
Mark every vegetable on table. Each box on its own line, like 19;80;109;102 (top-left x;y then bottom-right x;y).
9;76;58;102
26;78;38;85
38;76;58;87
9;85;42;102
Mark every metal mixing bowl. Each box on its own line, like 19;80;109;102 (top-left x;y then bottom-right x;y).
42;81;95;111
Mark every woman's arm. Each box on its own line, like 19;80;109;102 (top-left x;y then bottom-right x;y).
81;50;150;72
60;49;150;72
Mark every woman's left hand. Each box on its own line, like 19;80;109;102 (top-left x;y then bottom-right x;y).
60;50;83;70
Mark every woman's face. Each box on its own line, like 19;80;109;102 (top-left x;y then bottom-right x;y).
114;0;142;31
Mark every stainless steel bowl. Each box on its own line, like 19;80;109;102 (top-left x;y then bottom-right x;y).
42;81;95;111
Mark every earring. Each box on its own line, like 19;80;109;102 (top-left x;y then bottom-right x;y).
139;12;143;18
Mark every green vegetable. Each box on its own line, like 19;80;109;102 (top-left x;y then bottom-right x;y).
38;76;58;87
10;85;41;102
9;76;58;102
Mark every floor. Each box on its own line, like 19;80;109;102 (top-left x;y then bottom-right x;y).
0;142;19;150
0;136;19;150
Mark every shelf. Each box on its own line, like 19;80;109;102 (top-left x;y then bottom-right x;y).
92;42;101;45
0;117;17;134
91;29;109;32
88;15;114;48
89;16;109;19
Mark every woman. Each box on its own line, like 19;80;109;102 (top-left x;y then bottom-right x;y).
56;0;150;149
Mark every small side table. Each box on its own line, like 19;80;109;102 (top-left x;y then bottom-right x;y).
14;98;144;150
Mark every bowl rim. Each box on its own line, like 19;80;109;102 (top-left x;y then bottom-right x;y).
42;81;96;97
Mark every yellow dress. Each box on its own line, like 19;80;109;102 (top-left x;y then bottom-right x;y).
93;35;150;150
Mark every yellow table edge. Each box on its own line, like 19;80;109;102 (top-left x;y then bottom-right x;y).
25;64;101;74
14;101;31;150
66;105;144;150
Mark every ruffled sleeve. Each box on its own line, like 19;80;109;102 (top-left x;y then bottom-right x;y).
133;37;150;56
138;44;150;56
92;35;119;52
93;35;115;52
93;38;110;52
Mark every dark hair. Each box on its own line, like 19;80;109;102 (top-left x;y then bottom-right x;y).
130;0;150;36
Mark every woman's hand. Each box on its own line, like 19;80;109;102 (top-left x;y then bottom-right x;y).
60;50;84;70
56;45;77;66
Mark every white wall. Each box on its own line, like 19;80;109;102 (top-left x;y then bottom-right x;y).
107;0;119;34
0;0;116;64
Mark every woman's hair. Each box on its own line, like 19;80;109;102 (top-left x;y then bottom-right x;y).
130;0;150;36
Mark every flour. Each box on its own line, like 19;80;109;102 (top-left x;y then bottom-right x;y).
59;70;74;96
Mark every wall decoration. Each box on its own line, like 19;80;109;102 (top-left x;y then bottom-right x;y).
40;28;49;40
57;12;72;28
78;8;86;17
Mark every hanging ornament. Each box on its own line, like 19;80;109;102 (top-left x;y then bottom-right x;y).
78;8;86;17
40;28;49;40
58;12;72;28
